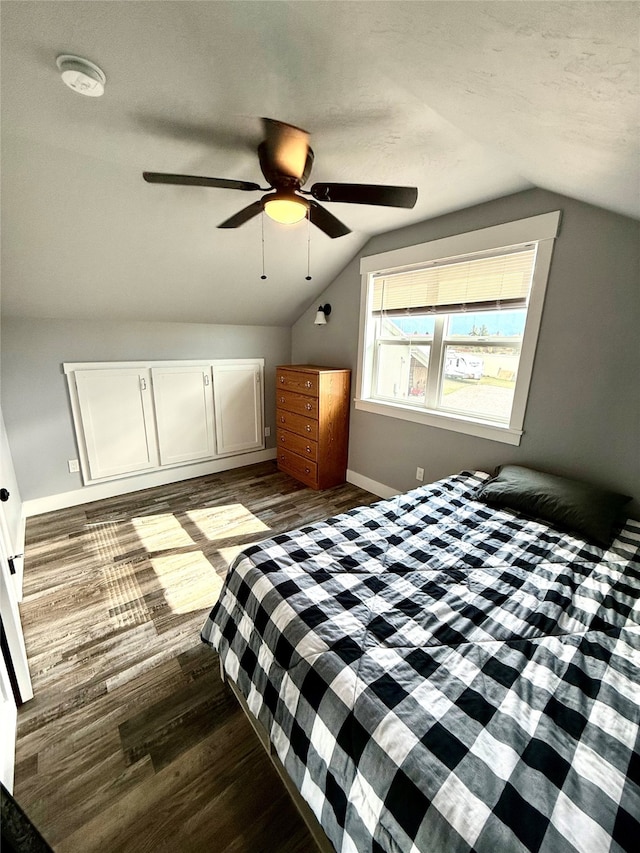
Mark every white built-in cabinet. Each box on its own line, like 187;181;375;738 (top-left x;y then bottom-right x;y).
74;368;159;479
152;365;216;466
212;362;264;455
65;359;264;485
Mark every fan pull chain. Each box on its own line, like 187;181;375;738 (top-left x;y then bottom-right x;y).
305;212;312;281
260;214;267;280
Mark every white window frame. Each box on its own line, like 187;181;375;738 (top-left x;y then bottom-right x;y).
355;211;561;446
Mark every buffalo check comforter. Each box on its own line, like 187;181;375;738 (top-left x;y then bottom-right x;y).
201;471;640;853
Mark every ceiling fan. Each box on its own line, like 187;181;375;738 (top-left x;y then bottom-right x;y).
143;118;418;238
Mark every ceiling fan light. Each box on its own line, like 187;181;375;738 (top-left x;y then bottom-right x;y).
263;195;309;224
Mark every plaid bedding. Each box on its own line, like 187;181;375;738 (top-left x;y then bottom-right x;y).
201;471;640;853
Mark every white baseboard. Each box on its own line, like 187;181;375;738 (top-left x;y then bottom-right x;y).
23;448;277;517
346;469;399;500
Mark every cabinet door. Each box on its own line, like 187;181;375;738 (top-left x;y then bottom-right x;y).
75;368;158;480
151;366;215;465
212;362;264;455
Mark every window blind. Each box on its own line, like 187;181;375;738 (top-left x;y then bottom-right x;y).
371;246;537;316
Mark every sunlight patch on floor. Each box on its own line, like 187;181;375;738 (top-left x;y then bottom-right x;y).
87;521;128;561
186;504;270;541
150;550;224;614
217;542;260;567
131;513;195;552
102;562;150;628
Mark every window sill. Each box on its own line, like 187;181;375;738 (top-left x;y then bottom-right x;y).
354;398;523;445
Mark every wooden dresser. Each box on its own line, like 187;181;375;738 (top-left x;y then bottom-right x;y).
276;365;351;490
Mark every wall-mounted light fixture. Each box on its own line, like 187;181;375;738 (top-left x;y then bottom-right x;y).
314;304;331;325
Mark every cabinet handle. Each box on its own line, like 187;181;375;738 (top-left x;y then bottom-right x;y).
203;373;210;386
305;403;312;411
140;377;147;391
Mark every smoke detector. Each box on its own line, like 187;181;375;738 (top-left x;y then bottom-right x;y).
56;55;106;97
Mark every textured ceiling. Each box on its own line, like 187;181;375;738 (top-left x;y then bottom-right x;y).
1;1;638;326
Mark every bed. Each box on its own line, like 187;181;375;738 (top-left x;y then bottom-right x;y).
201;469;639;853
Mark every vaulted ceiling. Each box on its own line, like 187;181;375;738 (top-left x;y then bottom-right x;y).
1;1;638;327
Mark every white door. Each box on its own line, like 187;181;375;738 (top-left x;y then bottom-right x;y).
0;519;33;708
0;407;31;792
0;408;25;600
151;366;215;465
0;539;33;793
0;647;18;792
74;368;159;481
212;362;264;455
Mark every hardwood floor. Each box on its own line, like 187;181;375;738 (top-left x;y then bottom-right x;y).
13;461;377;852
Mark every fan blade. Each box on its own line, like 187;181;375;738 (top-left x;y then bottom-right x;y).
218;200;264;229
143;172;261;191
308;200;351;239
261;118;310;180
310;182;418;208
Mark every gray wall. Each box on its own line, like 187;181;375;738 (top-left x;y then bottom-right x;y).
3;188;638;512
292;188;640;514
0;318;291;501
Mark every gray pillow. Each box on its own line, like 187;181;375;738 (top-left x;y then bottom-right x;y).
476;465;631;547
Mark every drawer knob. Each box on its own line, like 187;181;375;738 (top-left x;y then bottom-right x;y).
279;396;285;403
280;416;285;423
280;436;285;442
305;425;311;432
305;467;310;474
305;380;312;388
305;403;312;411
306;446;311;453
280;376;285;383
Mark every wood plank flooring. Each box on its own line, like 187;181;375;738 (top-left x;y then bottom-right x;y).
13;461;377;852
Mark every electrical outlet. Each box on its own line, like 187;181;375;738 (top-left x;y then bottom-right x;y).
264;426;271;437
416;466;424;482
68;459;80;473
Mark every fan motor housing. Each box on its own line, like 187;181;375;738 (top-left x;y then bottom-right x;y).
257;142;315;189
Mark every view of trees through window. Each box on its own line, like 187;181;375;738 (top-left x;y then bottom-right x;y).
373;309;526;423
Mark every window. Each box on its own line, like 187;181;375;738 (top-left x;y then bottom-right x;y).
356;212;561;445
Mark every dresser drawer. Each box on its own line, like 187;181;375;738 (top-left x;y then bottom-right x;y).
276;390;319;418
276;428;318;462
277;447;317;487
276;409;318;440
276;369;319;396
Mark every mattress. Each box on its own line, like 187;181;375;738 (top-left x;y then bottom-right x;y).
201;471;640;853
